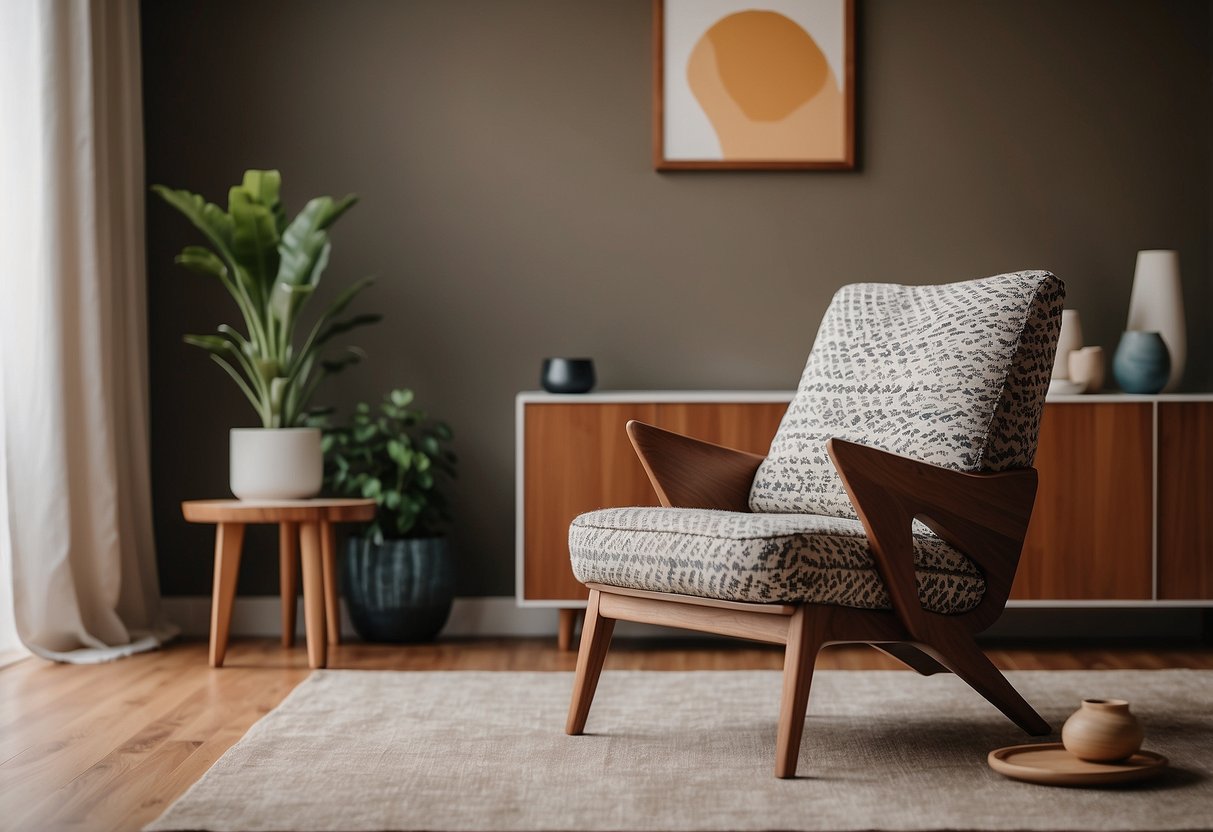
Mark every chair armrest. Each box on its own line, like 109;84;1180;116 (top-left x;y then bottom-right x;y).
626;421;765;512
827;438;1038;636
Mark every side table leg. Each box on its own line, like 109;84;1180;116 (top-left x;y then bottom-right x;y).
279;521;299;647
210;522;245;668
321;521;341;645
299;521;328;669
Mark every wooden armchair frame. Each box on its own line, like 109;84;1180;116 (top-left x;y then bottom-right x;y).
566;420;1051;779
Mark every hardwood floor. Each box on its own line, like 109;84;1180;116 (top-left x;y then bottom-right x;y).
2;637;1211;831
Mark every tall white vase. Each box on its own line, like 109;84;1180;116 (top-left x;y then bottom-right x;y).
1127;250;1186;392
1052;309;1084;379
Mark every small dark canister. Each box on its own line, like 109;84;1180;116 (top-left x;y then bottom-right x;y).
541;358;596;394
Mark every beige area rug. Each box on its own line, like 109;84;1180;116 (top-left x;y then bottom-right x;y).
147;669;1213;832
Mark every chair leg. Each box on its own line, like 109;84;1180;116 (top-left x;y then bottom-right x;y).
775;607;824;778
565;589;616;735
928;636;1050;735
872;643;949;676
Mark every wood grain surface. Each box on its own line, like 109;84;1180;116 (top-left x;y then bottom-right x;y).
1157;402;1213;599
5;638;1210;831
521;402;787;603
627;420;766;512
181;499;376;524
523;403;659;602
1015;403;1153;600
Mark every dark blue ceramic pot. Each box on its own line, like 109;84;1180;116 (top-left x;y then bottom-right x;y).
541;358;596;394
1112;331;1171;394
342;536;454;642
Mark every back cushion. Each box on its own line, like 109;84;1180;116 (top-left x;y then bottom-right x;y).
748;271;1065;518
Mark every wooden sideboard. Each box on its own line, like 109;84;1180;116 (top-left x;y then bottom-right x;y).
516;391;1213;644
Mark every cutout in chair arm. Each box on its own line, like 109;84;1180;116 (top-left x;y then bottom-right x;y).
827;438;1038;637
626;421;765;512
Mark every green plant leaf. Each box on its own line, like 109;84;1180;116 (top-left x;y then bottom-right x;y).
183;333;233;354
320;275;376;323
152;186;235;255
208;354;268;426
255;358;282;383
269;281;316;325
319;194;358;230
320;346;365;375
277;197;333;285
317;313;382;346
269;377;289;427
240;170;282;210
287;276;376;380
217;324;252;354
174;246;228;279
228;187;281;298
159;174;377;428
386;439;409;467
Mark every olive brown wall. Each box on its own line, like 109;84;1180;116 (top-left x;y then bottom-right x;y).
142;0;1213;597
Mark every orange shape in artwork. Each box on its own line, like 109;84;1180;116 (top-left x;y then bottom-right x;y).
686;10;844;161
708;10;829;122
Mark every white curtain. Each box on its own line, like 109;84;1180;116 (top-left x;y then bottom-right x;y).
0;0;177;663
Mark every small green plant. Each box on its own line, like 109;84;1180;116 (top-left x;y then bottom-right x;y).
153;169;379;427
322;389;456;541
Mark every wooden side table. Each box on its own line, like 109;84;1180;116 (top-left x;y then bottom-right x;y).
181;499;376;668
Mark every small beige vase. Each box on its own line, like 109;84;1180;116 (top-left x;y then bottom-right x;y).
1068;346;1105;393
1061;698;1144;762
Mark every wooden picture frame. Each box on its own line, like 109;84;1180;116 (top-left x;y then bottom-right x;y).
653;0;856;171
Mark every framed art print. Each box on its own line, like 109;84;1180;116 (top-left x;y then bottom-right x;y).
654;0;855;170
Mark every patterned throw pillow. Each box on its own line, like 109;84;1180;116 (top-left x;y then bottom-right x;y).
748;271;1065;519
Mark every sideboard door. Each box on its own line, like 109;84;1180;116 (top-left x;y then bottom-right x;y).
1157;402;1213;600
523;403;659;603
1014;403;1153;600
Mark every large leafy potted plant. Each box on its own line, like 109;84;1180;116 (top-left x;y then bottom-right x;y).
154;170;379;499
322;389;457;642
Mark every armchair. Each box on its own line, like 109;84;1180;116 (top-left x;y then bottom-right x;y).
564;271;1065;778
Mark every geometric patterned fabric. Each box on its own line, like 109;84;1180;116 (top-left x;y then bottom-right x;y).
570;507;985;612
750;271;1065;518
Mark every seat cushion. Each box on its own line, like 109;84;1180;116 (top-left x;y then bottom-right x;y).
569;507;985;614
749;271;1065;519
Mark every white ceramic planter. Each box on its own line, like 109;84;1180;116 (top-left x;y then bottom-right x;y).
230;427;323;500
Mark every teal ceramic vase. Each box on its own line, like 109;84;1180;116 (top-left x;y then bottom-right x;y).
1113;331;1170;394
342;536;454;642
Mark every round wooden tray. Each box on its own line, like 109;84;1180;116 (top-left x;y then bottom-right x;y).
988;743;1167;787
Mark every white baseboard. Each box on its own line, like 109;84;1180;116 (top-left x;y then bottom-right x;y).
161;596;550;639
160;596;1208;641
159;596;687;639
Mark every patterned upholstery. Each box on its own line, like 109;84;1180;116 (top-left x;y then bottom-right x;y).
749;271;1065;518
570;507;985;613
568;272;1064;611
